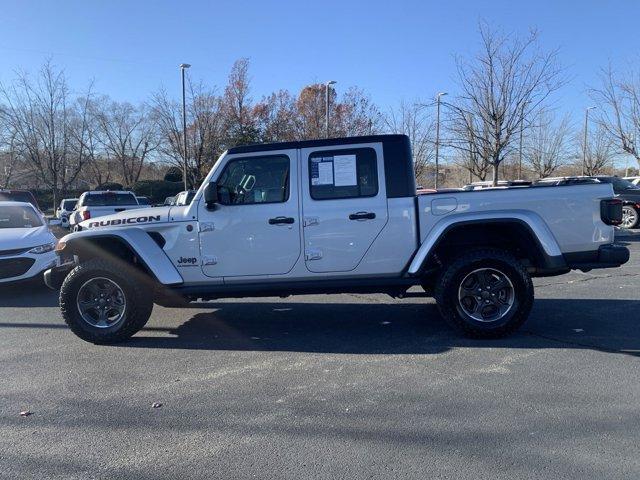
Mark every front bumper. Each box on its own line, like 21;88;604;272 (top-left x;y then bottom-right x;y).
565;244;630;272
43;262;75;290
0;251;58;285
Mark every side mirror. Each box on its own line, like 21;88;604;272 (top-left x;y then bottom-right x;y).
204;182;219;209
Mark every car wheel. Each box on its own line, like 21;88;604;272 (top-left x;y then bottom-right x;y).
434;248;534;338
621;205;639;229
60;258;153;344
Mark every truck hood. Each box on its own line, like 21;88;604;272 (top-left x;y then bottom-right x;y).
619;190;640;203
0;225;55;250
80;206;171;229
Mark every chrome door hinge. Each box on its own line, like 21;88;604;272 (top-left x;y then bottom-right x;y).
303;217;319;227
304;249;323;261
199;222;215;233
202;255;218;266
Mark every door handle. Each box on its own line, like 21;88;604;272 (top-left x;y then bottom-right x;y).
349;211;376;220
268;216;295;225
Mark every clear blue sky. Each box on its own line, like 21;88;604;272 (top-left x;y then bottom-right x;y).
1;0;639;124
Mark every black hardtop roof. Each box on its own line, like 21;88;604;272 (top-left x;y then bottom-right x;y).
226;134;409;155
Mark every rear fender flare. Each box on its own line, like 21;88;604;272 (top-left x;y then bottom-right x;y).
408;210;563;276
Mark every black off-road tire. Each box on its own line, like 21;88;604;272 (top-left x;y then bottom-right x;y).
60;258;153;344
434;248;534;339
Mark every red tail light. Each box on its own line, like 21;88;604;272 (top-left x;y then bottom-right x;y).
600;198;622;226
81;210;91;221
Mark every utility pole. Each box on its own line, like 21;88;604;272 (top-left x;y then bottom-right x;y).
325;80;336;138
434;92;447;189
582;106;596;176
180;63;191;191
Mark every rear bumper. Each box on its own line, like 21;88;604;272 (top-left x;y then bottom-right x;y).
565;244;630;272
43;263;74;290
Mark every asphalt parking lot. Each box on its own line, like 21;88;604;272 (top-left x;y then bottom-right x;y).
0;233;639;480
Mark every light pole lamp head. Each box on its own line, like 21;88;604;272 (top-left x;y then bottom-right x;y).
587;106;597;112
326;80;337;87
437;92;448;99
180;63;191;69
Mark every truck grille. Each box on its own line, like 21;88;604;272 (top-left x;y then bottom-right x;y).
0;258;36;279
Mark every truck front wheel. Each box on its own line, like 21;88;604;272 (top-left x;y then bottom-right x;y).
434;248;534;338
60;258;153;344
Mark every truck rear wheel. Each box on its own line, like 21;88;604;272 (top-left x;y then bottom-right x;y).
60;258;153;344
434;248;534;338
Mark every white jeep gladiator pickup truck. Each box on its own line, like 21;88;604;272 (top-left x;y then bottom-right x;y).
44;135;629;344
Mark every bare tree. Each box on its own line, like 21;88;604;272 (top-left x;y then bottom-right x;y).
525;110;571;178
151;80;223;187
0;61;92;206
333;87;382;137
579;124;615;175
447;24;565;185
448;112;492;182
221;58;258;147
590;65;640;167
91;96;157;186
384;100;435;184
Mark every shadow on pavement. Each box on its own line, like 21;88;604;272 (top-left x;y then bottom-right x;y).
109;298;640;356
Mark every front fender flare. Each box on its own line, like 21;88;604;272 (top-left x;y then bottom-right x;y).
58;227;183;285
407;210;564;276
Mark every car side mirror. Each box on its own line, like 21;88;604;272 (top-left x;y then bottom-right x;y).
204;182;219;209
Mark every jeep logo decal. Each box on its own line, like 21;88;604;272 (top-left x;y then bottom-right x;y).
177;256;198;267
87;215;161;228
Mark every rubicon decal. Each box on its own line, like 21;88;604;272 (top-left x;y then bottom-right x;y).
87;215;162;228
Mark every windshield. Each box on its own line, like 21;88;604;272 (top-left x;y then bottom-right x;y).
63;200;77;210
0;205;43;229
81;193;138;206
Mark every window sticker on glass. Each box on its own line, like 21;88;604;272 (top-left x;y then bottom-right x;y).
333;154;357;186
311;157;334;185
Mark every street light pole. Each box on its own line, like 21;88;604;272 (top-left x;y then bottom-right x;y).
180;63;191;191
582;106;596;176
325;80;336;139
434;92;447;189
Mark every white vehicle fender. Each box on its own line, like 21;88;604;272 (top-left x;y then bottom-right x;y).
59;227;183;285
407;210;563;275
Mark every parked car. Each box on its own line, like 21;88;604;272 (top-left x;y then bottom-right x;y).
0;201;58;284
624;176;640;186
594;176;640;229
45;134;628;344
56;198;78;228
136;196;151;206
0;189;41;211
69;191;143;231
462;180;532;190
534;176;600;186
535;176;640;228
174;190;196;206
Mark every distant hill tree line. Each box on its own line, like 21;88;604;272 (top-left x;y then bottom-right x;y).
1;24;639;209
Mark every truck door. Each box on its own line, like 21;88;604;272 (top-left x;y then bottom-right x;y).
198;149;301;278
300;143;388;273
